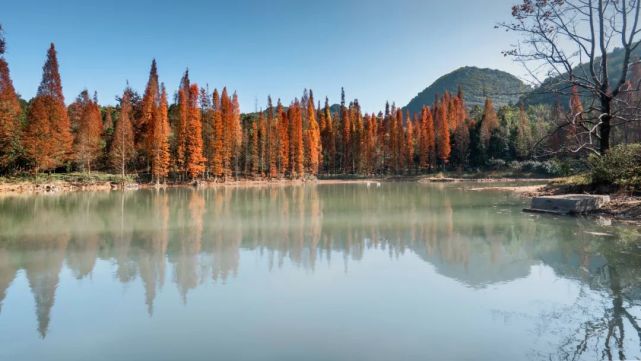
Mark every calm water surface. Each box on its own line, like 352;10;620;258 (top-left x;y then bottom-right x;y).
0;182;640;361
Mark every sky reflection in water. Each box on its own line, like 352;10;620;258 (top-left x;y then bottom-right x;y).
0;183;639;361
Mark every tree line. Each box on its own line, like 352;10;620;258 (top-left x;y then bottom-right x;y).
3;28;639;182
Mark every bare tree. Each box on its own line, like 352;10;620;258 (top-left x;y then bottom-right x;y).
499;0;641;155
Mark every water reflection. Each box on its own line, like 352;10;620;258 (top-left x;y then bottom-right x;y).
0;183;639;360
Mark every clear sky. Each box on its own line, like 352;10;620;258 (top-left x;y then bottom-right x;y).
2;0;523;113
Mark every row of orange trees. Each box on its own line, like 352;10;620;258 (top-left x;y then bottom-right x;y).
0;38;505;182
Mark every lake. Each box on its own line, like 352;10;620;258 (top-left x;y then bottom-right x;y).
0;182;640;361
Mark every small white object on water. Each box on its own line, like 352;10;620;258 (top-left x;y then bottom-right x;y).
365;181;381;188
584;231;616;237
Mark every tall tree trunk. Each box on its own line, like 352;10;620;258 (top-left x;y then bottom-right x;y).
600;96;612;154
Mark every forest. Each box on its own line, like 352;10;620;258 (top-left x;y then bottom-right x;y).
0;27;640;184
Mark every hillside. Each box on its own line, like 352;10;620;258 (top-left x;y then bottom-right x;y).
404;66;529;114
522;45;641;106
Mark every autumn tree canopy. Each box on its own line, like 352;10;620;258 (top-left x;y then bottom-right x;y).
23;43;73;173
110;89;135;177
0;35;21;171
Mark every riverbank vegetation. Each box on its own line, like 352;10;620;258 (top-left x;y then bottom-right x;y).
1;2;641;192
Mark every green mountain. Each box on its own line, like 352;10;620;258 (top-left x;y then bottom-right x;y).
522;45;641;106
404;66;530;114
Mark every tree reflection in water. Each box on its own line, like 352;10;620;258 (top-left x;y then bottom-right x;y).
535;236;641;361
0;183;638;359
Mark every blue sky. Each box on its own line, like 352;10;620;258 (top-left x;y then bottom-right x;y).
2;0;522;113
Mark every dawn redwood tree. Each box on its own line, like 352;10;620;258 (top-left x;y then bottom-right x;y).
341;91;351;173
149;84;171;183
199;87;212;177
250;117;259;175
110;90;135;177
0;29;21;171
405;115;415;173
257;111;267;174
450;94;470;167
220;88;235;178
73;90;103;173
306;97;321;175
139;60;160;163
320;97;336;174
366;113;379;174
24;43;73;174
452;118;470;167
351;102;365;174
392;108;404;172
103;107;114;132
479;98;499;150
267;97;279;178
289;100;304;177
211;89;224;177
231;91;242;176
185;84;206;179
418;106;435;170
435;99;451;166
174;70;190;177
277;99;289;176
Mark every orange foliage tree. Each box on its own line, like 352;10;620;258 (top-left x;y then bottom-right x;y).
211;89;224;177
110;89;135;177
435;98;451;165
267;97;279;178
0;31;21;171
24;43;73;173
418;106;435;170
479;97;499;150
320;98;335;174
288;100;304;177
250;114;260;175
72;90;103;173
185;84;206;179
277;99;289;176
139;60;160;164
405;114;415;173
306;97;321;175
150;84;171;182
220;88;234;178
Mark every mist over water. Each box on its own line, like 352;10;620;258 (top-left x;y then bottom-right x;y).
0;183;639;361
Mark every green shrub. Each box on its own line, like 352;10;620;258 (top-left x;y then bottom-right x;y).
487;158;507;170
589;143;641;189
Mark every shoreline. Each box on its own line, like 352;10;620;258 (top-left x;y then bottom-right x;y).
0;174;552;196
2;174;639;224
469;182;641;224
0;177;394;195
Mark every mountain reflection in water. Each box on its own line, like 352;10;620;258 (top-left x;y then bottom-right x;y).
0;183;639;361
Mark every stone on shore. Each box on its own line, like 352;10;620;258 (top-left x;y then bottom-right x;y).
524;194;611;215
